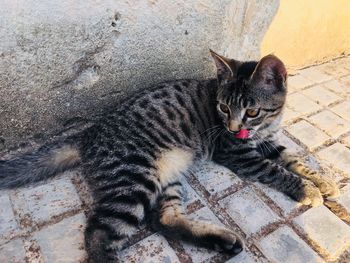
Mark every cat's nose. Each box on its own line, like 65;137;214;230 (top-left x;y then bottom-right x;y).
228;120;242;132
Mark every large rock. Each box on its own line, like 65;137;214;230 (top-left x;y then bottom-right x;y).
0;0;279;149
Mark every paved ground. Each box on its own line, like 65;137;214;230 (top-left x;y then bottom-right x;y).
1;56;350;263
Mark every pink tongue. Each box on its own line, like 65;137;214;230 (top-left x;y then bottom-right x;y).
234;129;249;139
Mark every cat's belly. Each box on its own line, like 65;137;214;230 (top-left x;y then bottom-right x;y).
155;147;194;186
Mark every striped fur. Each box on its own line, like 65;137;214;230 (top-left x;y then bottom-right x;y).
0;52;339;262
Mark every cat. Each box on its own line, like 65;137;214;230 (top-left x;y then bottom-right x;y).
0;50;340;262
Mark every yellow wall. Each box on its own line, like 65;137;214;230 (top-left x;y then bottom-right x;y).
261;0;350;69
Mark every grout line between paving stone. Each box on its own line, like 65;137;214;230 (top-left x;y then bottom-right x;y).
336;249;350;263
324;200;350;226
6;190;45;262
251;185;288;218
4;188;85;247
23;236;44;263
166;239;193;263
292;55;350;71
289;220;332;261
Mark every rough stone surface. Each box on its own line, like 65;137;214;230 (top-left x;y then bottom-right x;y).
258;226;324;263
302;86;341;106
341;75;350;85
317;143;350;176
282;107;300;124
278;131;305;155
341;135;350;147
119;233;180;263
287;74;314;90
218;187;280;236
12;176;82;225
255;183;301;216
0;0;279;148
299;67;333;84
225;250;263;263
323;80;350;95
308;110;350;138
0;239;26;263
286;120;330;150
34;213;87;263
331;101;350;122
318;62;350;77
192;161;243;199
294;206;350;260
338;184;350;213
286;93;322;116
0;192;19;243
179;176;203;210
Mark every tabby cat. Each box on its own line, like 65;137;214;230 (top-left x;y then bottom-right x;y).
0;50;340;262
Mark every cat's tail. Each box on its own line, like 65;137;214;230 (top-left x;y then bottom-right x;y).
0;139;81;190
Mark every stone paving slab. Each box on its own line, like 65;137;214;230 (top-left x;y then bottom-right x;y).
192;161;243;199
294;206;350;260
288;74;315;90
341;75;350;86
254;183;301;216
286;93;323;115
225;249;264;263
308;110;350;138
179;176;203;211
34;213;86;263
341;135;350;147
317;62;350;77
323;80;350;95
11;176;82;226
286;120;330;150
299;67;333;84
302;86;341;106
218;187;281;236
317;143;350;176
0;239;26;263
257;226;324;263
282;107;300;124
338;185;350;215
119;233;180;263
1;57;350;263
331;101;350;122
0;192;19;244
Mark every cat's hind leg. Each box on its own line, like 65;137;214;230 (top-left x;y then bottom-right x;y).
84;173;159;262
153;181;243;254
85;196;148;263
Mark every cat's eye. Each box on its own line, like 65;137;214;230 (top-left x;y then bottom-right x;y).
246;108;260;118
219;104;230;114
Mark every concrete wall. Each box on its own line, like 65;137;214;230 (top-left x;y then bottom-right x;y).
261;0;350;69
0;0;279;149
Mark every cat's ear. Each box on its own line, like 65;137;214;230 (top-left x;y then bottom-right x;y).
210;49;240;85
250;54;287;90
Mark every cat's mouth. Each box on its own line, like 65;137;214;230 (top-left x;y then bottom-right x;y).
233;129;249;139
227;129;251;139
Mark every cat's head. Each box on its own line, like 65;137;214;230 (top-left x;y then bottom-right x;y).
210;50;287;139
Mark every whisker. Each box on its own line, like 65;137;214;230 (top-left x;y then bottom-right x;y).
212;128;225;145
200;125;221;136
204;127;222;143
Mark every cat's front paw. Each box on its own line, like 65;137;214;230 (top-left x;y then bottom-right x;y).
203;227;243;255
294;180;324;207
313;176;340;198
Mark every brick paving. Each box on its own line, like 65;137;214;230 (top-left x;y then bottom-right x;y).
1;56;350;262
